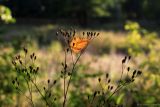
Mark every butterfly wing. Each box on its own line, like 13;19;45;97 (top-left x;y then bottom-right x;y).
70;37;89;53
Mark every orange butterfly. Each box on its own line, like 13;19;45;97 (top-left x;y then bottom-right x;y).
70;37;90;53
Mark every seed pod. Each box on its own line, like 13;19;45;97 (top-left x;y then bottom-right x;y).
108;85;110;90
44;87;46;90
88;95;89;100
97;33;100;36
137;70;142;75
67;48;69;52
30;55;33;59
98;78;101;82
48;79;50;84
48;92;51;98
108;79;111;83
93;91;97;97
106;73;109;78
12;80;15;84
53;80;57;84
110;86;113;90
19;60;22;65
133;70;137;76
128;56;131;60
122;58;126;63
64;64;67;69
127;67;130;71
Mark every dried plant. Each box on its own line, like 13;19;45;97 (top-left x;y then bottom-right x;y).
88;56;142;107
12;48;57;107
56;28;99;107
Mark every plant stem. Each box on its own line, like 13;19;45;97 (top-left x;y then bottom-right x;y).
63;52;83;107
31;80;50;106
63;50;67;107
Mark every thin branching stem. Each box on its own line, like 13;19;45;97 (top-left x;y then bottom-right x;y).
63;49;67;107
16;87;34;106
24;52;34;107
63;51;83;107
31;80;50;106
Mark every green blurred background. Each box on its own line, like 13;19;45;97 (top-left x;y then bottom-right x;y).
0;0;160;107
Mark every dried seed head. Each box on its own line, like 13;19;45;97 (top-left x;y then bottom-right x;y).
48;92;51;98
53;80;57;84
34;56;36;60
128;56;131;60
44;87;46;90
97;32;99;36
64;64;67;69
106;73;109;78
29;66;33;70
93;91;97;97
108;85;110;90
36;67;39;72
19;60;22;65
23;48;28;54
15;86;18;90
67;48;69;52
127;67;130;71
48;79;50;84
32;53;35;57
90;32;93;36
16;55;20;60
68;72;71;76
110;86;113;90
12;80;15;84
98;78;101;82
93;32;96;36
30;55;33;59
83;32;85;36
122;58;126;64
137;70;142;75
67;40;70;44
133;70;137;76
12;60;16;66
97;91;100;94
88;95;90;100
108;79;111;83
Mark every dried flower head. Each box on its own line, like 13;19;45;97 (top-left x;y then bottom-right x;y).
57;29;99;54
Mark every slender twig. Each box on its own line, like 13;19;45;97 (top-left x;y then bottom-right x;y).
90;95;96;105
24;52;34;107
64;34;96;99
106;81;131;103
63;52;82;107
31;80;50;106
14;85;34;107
99;82;105;95
63;49;67;107
120;63;124;82
61;31;98;107
106;84;122;102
